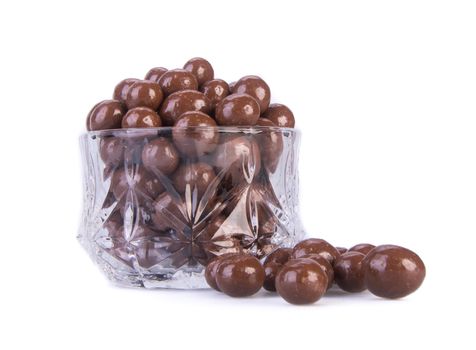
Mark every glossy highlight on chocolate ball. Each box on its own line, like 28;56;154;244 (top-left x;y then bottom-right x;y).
349;243;375;255
200;79;230;109
262;103;295;128
232;75;271;114
292;238;340;265
87;100;125;131
159;90;212;126
363;245;426;299
299;253;334;290
158;69;198;96
113;78;139;103
215;254;265;297
125;80;164;110
145;67;168;82
215;93;260;126
183;57;214;86
122;107;162;128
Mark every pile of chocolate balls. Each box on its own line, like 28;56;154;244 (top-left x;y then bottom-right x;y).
205;238;426;305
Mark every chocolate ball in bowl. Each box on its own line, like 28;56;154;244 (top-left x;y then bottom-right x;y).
183;57;214;87
145;67;168;82
159;90;212;126
172;111;219;158
141;137;180;175
125;80;163;110
232;75;271;114
262;103;295;128
172;162;216;197
122;107;162;128
200;79;230;110
158;69;198;96
215;93;260;126
255;118;284;173
113;78;139;104
86;100;125;131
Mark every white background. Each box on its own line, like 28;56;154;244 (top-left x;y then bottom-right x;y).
0;0;475;349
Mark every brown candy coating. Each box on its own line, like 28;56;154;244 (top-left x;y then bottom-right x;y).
204;253;239;291
336;247;348;254
349;243;376;256
215;254;265;297
158;69;198;96
150;192;186;231
99;137;124;167
113;78;139;103
262;103;295;128
145;67;168;82
256;118;284;173
215;93;260;126
125;80;164;110
122;107;162;128
232;75;271;114
110;167;163;200
141;137;180;175
276;258;328;305
86;100;125;131
292;238;341;265
299;253;334;290
264;248;293;265
334;252;366;293
363;245;426;299
263;262;282;292
183;57;214;86
159;90;212;126
172;111;219;158
172;162;215;197
200;79;230;109
212;136;261;184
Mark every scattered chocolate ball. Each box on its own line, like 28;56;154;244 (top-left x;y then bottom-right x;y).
183;57;214;86
145;67;168;82
349;243;376;255
215;254;265;297
292;238;341;265
125;80;164;110
172;111;219;158
86;100;125;131
263;262;282;292
232;75;271;114
159;90;212;126
262;103;295;128
363;245;426;299
200;79;230;109
333;251;366;293
158;69;198;96
141;138;180;175
264;248;293;265
215;93;260;126
205;253;239;291
299;253;334;290
172;162;216;197
113;78;139;103
275;258;328;305
122;107;162;128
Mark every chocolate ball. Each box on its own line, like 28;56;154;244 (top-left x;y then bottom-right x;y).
262;103;295;128
110;167;163;200
276;258;328;305
145;67;168;82
141;137;180;175
125;80;164;110
99;137;124;167
159;90;212;126
333;252;366;293
172;162;216;197
215;93;260;126
363;245;426;299
151;192;186;231
264;248;293;265
336;247;348;254
232;75;271;114
263;262;282;292
204;253;239;291
113;78;139;103
256;118;284;173
299;253;335;290
172;111;219;158
292;238;341;265
349;243;376;256
86;100;125;131
200;79;230;109
158;69;198;96
212;136;261;184
215;254;265;297
122;107;162;128
183;57;214;86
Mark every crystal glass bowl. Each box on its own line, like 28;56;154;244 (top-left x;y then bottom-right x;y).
78;126;304;288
